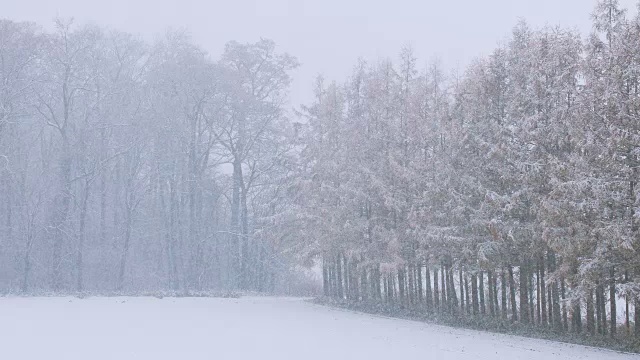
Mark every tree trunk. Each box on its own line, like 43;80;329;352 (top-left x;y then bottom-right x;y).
459;267;465;314
51;144;72;291
596;283;602;335
376;265;382;300
343;256;351;301
240;186;251;290
519;263;530;324
536;264;541;325
471;273;479;316
561;277;568;331
21;219;35;293
508;265;518;322
597;282;607;335
336;253;344;299
548;282;553;328
398;267;406;304
553;279;562;332
433;267;440;310
416;263;423;303
2;173;12;254
625;271;630;332
464;273;471;315
529;266;535;324
479;271;486;315
540;255;547;326
382;273;389;302
488;271;495;316
322;256;329;296
573;299;582;334
610;267;616;337
635;296;640;338
492;271;499;318
230;157;242;288
76;180;90;292
501;268;507;319
425;263;433;310
117;207;133;291
548;252;562;332
440;262;447;309
601;284;608;336
587;289;595;335
407;265;414;305
447;265;458;312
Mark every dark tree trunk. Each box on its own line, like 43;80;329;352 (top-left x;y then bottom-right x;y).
561;278;568;331
447;265;458;312
373;264;381;300
479;271;486;315
433;268;440;310
635;296;640;338
519;263;530;324
417;263;423;303
540;255;547;326
390;275;397;303
344;257;350;301
440;262;447;309
407;265;415;305
471;273;479;316
536;264;541;325
625;271;629;332
488;271;495;316
501;268;507;319
459;267;465;314
382;273;389;303
602;284;608;336
425;263;433;311
529;266;535;325
552;279;563;332
398;267;406;304
596;283;602;335
549;252;562;332
409;265;415;304
610;267;616;337
573;299;582;334
492;271;499;318
597;282;607;335
547;286;554;325
336;254;344;299
587;289;595;335
322;256;329;296
464;273;471;315
508;265;518;322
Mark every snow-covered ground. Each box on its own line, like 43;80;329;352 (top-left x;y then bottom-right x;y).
1;296;636;360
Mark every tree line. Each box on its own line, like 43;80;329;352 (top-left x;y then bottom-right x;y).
292;0;640;341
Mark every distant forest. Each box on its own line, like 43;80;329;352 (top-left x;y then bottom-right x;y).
0;18;304;294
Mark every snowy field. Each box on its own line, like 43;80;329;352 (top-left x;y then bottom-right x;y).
1;296;637;360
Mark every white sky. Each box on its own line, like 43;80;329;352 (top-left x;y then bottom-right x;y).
2;0;638;109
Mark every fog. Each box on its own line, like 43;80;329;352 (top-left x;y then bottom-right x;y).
4;0;640;357
4;0;636;107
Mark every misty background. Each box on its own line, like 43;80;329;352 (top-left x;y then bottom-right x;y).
4;0;640;353
4;0;636;108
